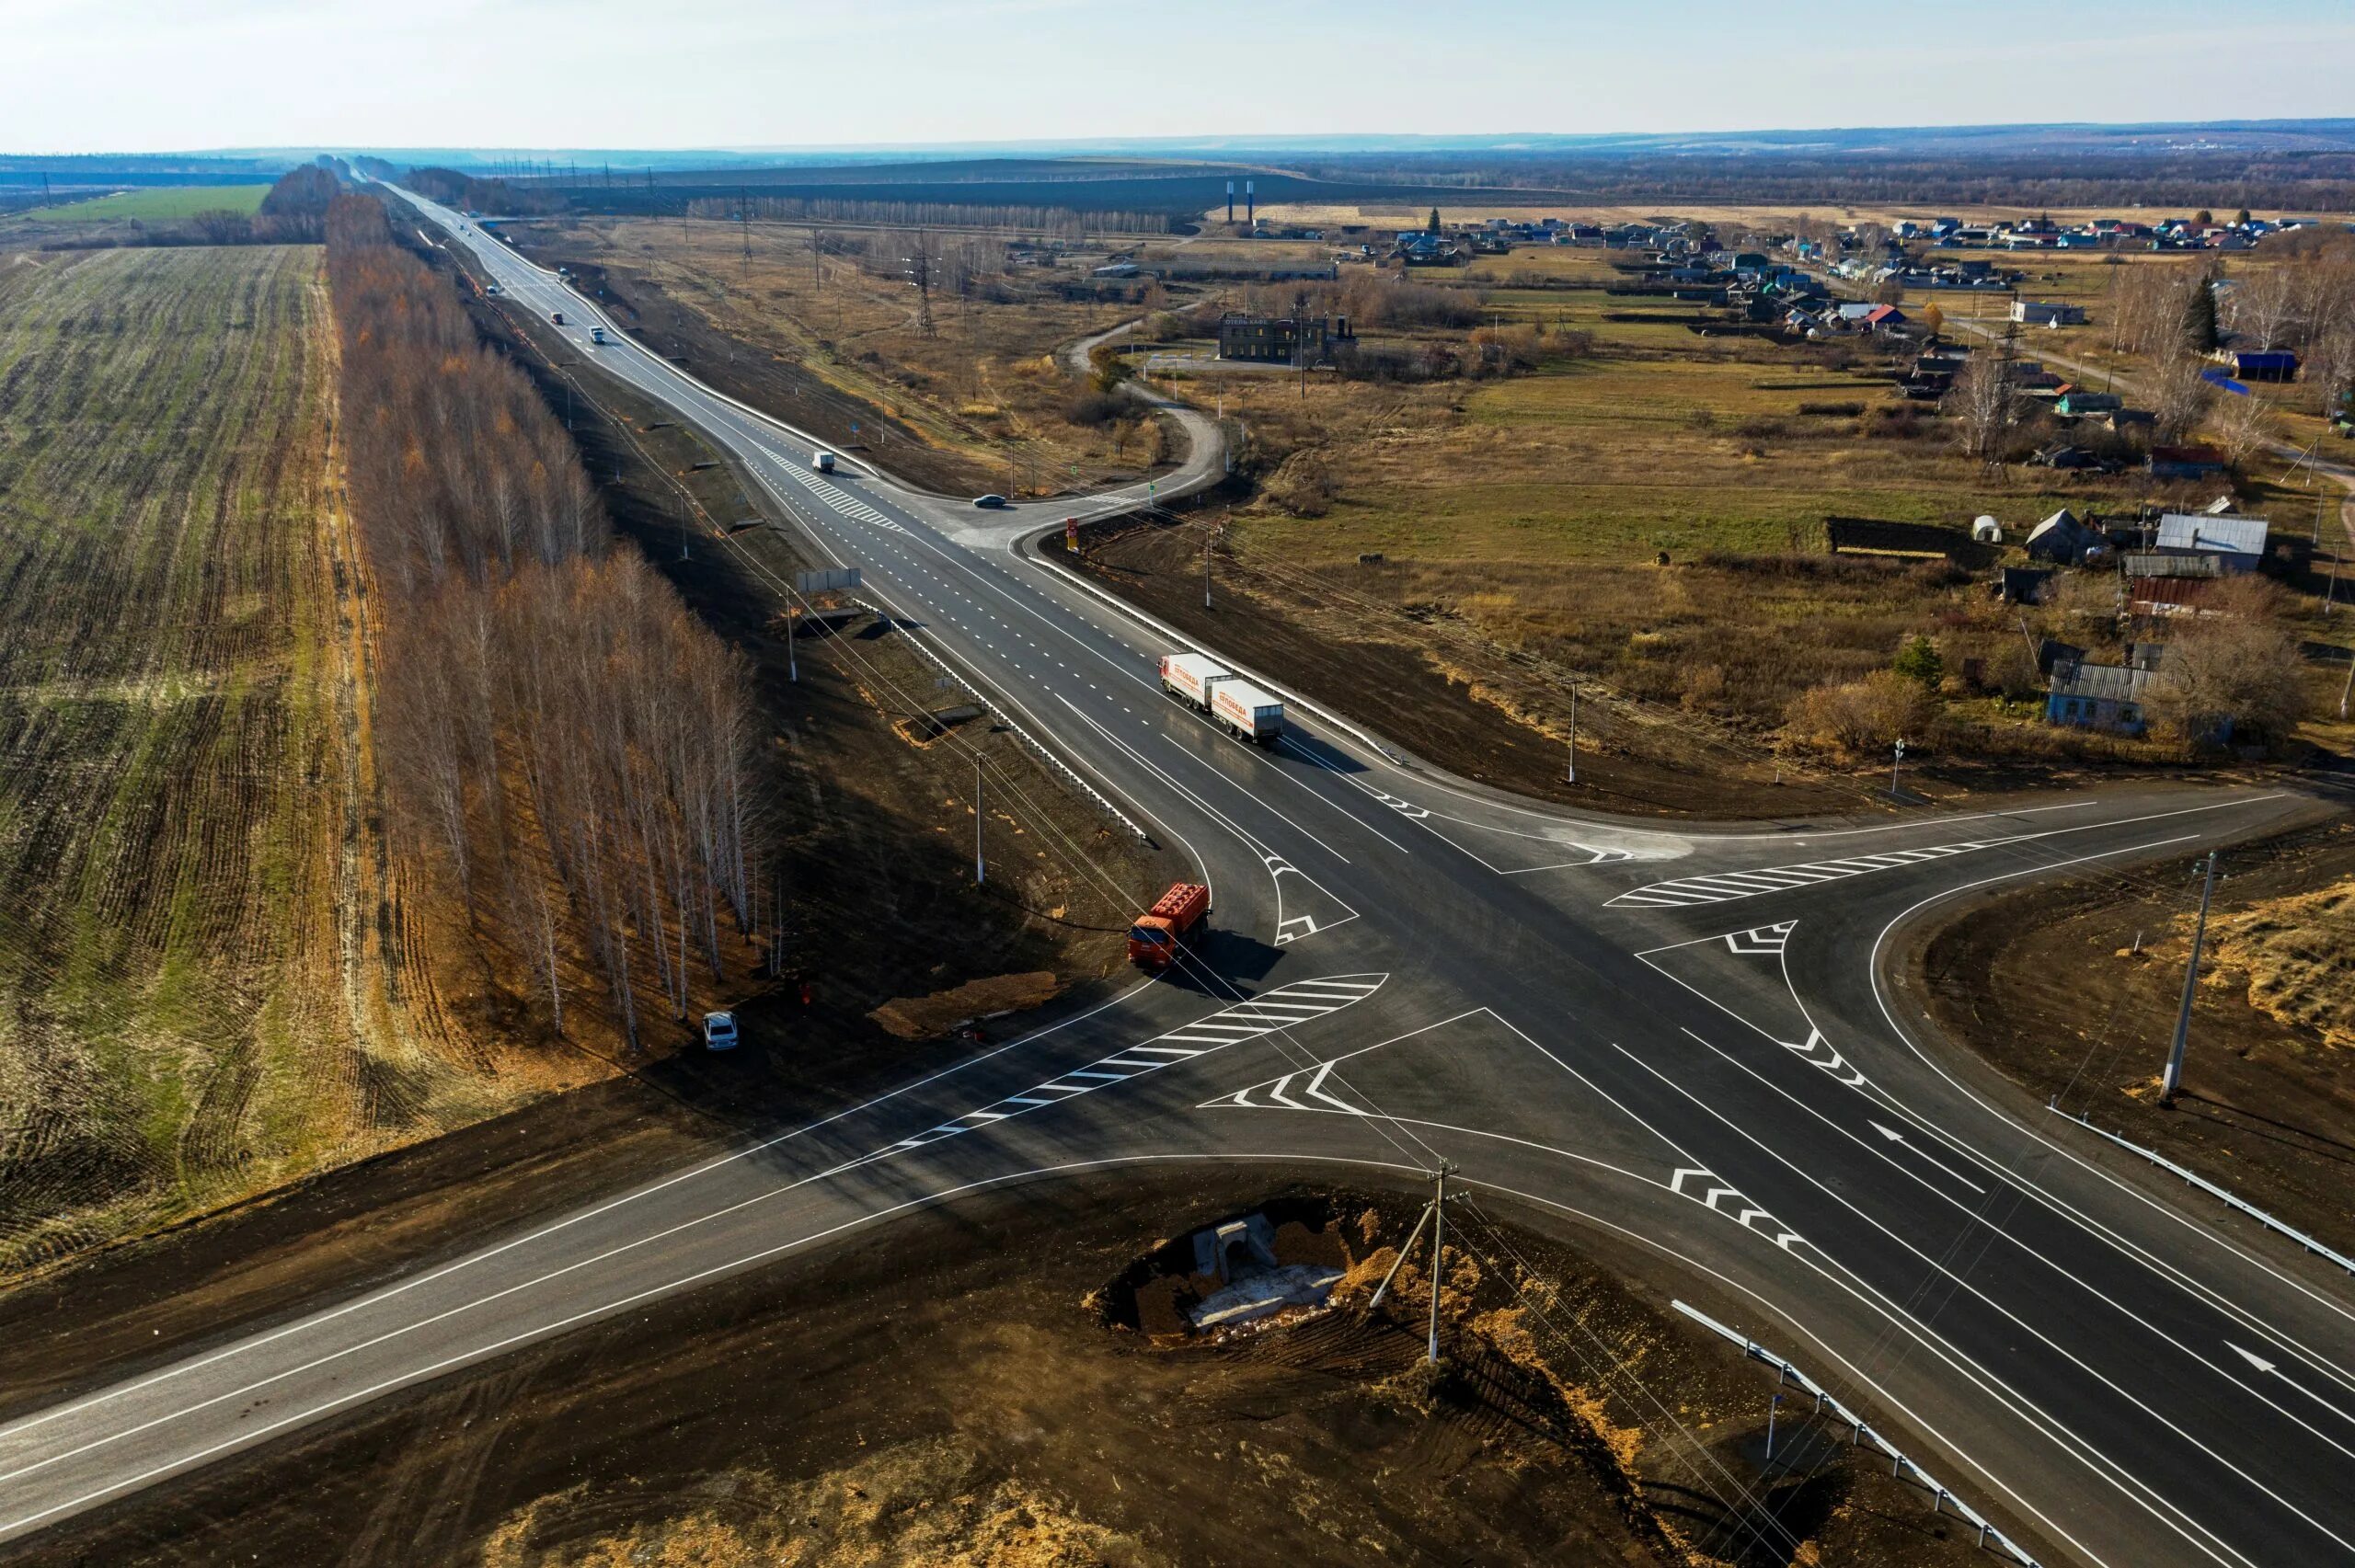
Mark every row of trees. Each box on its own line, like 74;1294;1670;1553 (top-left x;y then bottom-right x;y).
327;193;759;1044
690;194;1169;236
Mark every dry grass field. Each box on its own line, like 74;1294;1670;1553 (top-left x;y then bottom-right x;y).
0;246;537;1275
540;212;2345;783
535;216;1171;495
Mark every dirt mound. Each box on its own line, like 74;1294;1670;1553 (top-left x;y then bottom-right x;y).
870;972;1062;1041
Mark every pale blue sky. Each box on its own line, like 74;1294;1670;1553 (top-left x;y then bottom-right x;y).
4;0;2352;154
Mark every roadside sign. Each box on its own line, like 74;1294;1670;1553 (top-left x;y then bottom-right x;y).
795;567;862;594
1064;516;1079;553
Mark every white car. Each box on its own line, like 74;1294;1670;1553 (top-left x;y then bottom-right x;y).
702;1011;739;1051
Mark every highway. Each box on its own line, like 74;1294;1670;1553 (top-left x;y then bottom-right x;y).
3;184;2350;1568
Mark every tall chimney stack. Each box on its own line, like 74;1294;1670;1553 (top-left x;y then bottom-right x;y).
1246;179;1255;225
1226;179;1235;222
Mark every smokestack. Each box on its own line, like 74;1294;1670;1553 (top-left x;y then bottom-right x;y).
1226;179;1235;222
1246;179;1255;225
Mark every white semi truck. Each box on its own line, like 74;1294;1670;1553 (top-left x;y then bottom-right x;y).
1158;652;1284;743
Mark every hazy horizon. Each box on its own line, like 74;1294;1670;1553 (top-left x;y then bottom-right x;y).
5;0;2351;155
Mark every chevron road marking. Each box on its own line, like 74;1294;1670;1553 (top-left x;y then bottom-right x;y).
1668;1165;1808;1251
1722;920;1796;956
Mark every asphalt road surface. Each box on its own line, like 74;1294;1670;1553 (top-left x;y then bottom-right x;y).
4;187;2351;1568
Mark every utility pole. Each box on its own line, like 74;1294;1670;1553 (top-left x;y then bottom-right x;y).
1566;683;1577;784
973;752;985;886
1427;1160;1455;1365
2161;851;2219;1105
907;229;936;338
1203;524;1214;609
740;187;752;271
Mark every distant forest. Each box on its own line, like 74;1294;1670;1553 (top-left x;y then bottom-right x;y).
463;145;2355;228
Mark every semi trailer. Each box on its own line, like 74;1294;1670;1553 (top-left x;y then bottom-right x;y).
1157;652;1284;742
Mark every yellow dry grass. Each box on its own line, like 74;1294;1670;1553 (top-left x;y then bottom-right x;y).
481;1441;1164;1568
2205;878;2355;1048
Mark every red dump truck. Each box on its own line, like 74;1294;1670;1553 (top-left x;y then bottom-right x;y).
1128;882;1210;969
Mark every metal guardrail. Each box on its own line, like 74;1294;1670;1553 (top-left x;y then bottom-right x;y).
1671;1300;2043;1567
853;597;1155;847
2048;1104;2355;1277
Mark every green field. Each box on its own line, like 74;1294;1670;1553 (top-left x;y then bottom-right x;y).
0;246;502;1274
22;184;270;222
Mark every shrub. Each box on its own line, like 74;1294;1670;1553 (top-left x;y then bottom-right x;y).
1263;450;1336;517
1784;669;1937;757
1892;634;1945;688
1063;390;1130;428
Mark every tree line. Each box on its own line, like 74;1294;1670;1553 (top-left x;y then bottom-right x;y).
689;194;1169;236
327;192;761;1045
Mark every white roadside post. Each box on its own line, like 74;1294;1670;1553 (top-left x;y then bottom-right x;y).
1890;737;1906;800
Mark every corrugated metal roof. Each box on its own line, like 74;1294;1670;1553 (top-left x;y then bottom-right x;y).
2051;659;2153;704
2156;512;2269;556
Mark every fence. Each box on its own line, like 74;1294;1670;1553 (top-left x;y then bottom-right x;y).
2048;1104;2355;1277
1671;1300;2043;1567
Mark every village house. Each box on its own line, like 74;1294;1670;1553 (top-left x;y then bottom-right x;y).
2012;300;2087;327
2046;658;2153;735
2154;511;2269;572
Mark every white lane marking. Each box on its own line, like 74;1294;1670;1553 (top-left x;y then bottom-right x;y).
1611;795;2288;910
1867;1119;1985;1194
0;967;1162;1454
2226;1345;2355;1430
1608;842;1996;906
1617;1039;2351;1564
856;976;1386;1162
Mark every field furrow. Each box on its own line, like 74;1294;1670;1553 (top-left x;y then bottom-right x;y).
0;244;514;1275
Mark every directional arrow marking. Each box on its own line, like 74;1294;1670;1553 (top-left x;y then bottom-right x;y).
1868;1120;1986;1194
2228;1344;2355;1429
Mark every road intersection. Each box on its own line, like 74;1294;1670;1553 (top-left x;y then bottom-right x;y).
1;186;2349;1567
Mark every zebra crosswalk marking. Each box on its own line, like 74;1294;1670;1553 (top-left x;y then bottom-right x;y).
862;975;1388;1161
1607;839;2002;909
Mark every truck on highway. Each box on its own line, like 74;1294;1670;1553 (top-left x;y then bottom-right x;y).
1160;651;1284;742
811;451;837;474
1159;651;1230;709
590;326;607;345
1210;678;1284;743
1128;882;1210;969
550;310;565;326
